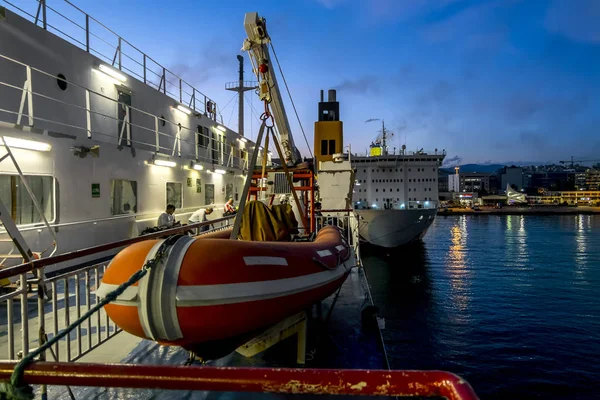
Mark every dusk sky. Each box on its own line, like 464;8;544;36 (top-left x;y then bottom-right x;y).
39;0;600;165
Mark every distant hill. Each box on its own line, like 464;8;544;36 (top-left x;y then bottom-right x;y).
441;164;505;173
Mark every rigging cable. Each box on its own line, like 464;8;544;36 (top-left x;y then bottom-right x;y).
269;42;314;159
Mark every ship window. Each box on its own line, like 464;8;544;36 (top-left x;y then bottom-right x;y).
111;179;137;215
328;139;336;155
389;169;392;172
204;183;215;205
376;198;379;201
376;189;379;192
320;140;328;156
408;188;411;192
56;74;67;91
0;174;55;225
401;179;403;182
395;169;398;172
390;188;392;191
198;126;210;148
409;169;411;172
418;179;421;182
166;182;183;208
433;178;436;182
409;179;412;182
383;189;385;192
400;169;403;172
397;189;400;192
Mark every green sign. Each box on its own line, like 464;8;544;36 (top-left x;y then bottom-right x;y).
92;183;100;198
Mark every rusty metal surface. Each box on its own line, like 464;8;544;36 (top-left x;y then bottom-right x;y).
0;362;478;399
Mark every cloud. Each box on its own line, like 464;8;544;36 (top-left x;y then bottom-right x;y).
443;155;462;167
314;0;350;9
168;38;232;86
333;75;380;94
545;0;600;44
314;0;462;22
420;0;519;47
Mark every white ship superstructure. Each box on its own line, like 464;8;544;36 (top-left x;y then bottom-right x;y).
351;121;445;248
0;1;269;273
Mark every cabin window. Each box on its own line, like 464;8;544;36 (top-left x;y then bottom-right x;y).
397;189;400;192
389;169;392;172
320;140;328;156
0;175;55;225
111;179;137;215
383;189;385;192
328;139;336;155
56;74;67;91
198;126;210;149
205;184;215;205
376;189;379;192
117;89;132;147
166;182;183;208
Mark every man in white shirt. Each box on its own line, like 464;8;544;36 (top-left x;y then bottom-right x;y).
157;204;177;229
189;207;213;233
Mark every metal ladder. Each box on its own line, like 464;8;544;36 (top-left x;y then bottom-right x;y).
0;137;55;294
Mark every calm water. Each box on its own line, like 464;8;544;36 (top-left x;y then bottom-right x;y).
363;215;600;399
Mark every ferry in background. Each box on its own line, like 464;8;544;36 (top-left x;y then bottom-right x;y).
352;120;445;248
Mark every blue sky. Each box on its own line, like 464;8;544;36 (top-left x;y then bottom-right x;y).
39;0;600;165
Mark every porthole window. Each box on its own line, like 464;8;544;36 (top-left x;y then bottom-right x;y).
56;74;67;91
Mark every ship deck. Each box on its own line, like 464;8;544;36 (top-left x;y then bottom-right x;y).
40;267;389;399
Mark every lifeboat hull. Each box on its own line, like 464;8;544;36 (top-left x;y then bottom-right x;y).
97;226;353;357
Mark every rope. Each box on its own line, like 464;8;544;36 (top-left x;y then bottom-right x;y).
269;42;314;160
0;237;175;400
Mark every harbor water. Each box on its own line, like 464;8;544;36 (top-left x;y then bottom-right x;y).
363;214;600;399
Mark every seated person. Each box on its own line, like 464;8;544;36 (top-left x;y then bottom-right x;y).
157;204;179;229
224;198;236;215
189;207;214;233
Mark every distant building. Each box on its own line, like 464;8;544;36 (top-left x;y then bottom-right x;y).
448;174;460;192
447;172;491;194
459;172;491;193
575;169;600;191
501;166;523;191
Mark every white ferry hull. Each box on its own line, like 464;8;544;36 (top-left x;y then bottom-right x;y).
356;208;437;248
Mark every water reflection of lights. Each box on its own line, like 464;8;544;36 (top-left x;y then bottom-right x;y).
446;216;470;315
505;215;529;271
574;215;590;281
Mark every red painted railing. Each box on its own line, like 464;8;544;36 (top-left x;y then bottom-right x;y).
0;363;479;399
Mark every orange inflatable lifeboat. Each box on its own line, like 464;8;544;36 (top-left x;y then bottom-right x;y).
96;223;352;359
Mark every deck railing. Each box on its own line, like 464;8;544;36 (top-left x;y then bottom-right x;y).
0;216;235;363
3;0;220;120
0;52;253;170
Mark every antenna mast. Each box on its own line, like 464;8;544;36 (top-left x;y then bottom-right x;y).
225;55;257;137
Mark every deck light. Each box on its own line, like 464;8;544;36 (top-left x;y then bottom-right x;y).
175;105;192;115
0;136;51;152
215;125;226;133
214;169;226;175
193;163;204;171
97;64;127;82
153;159;176;168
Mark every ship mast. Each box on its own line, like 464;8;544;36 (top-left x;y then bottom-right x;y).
381;120;388;156
225;55;257;137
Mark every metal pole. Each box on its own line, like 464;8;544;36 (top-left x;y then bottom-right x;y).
85;15;89;52
230;121;267;240
237;55;244;137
